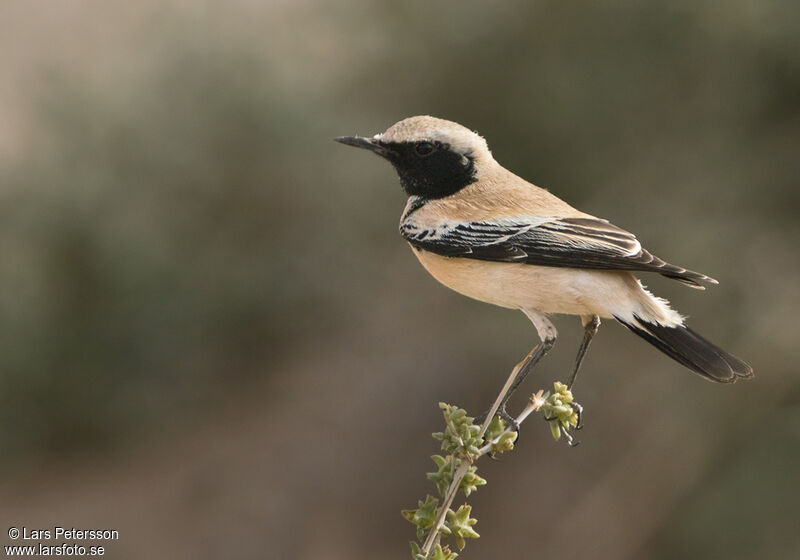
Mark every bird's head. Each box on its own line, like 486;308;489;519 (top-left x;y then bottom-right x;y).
336;116;494;199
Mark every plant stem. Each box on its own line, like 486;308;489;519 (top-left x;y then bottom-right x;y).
477;346;538;440
477;396;542;457
419;349;542;557
420;461;470;556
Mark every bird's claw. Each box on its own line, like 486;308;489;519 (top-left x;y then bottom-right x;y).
572;400;584;430
544;399;582;447
498;406;520;433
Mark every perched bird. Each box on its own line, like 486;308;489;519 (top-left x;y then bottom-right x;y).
336;116;752;409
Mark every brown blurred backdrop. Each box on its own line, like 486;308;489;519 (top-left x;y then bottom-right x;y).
0;2;798;559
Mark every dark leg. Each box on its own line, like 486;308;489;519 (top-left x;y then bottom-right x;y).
571;400;584;430
498;336;556;413
476;312;557;434
476;338;555;438
568;315;600;389
475;346;541;429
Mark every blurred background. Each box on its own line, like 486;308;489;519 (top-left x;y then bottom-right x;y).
0;1;798;559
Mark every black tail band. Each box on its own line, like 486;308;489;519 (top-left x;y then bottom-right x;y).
615;315;753;383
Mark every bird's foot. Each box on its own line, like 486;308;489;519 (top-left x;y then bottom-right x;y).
476;407;520;431
498;406;520;434
572;400;584;430
543;397;583;447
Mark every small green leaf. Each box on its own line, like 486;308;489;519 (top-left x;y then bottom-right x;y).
428;544;458;560
458;465;487;496
483;414;506;442
427;455;458;496
550;420;562;441
435;403;483;457
445;504;480;551
540;382;582;442
553;381;571;399
491;430;517;454
402;494;440;532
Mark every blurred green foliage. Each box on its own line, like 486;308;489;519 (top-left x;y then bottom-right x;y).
0;49;340;457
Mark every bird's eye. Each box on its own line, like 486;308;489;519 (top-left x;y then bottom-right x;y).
414;141;435;157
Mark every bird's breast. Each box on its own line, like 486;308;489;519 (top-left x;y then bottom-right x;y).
410;246;637;318
411;246;553;310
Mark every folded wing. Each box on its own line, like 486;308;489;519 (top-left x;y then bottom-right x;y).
401;216;716;289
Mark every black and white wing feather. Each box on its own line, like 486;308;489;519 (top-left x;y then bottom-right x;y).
400;216;717;289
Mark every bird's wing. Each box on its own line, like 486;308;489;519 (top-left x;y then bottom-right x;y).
400;215;716;288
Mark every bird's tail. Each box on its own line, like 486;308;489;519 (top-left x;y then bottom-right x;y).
615;315;753;383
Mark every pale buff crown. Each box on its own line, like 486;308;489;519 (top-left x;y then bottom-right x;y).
377;116;495;167
386;117;588;220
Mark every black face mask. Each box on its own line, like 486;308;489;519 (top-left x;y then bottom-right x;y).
383;141;477;199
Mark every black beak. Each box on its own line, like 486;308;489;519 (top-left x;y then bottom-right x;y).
334;136;392;157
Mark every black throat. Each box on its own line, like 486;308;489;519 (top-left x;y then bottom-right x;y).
382;141;477;199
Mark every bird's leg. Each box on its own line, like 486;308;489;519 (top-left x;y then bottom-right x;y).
475;312;556;441
561;315;598;431
474;347;536;430
475;313;557;436
568;315;600;390
498;337;555;415
475;342;551;435
497;311;557;416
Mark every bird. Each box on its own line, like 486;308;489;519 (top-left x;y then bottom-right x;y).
335;116;752;413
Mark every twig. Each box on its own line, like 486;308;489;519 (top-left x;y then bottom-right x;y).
420;461;471;556
477;392;544;458
419;349;543;557
476;346;538;440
